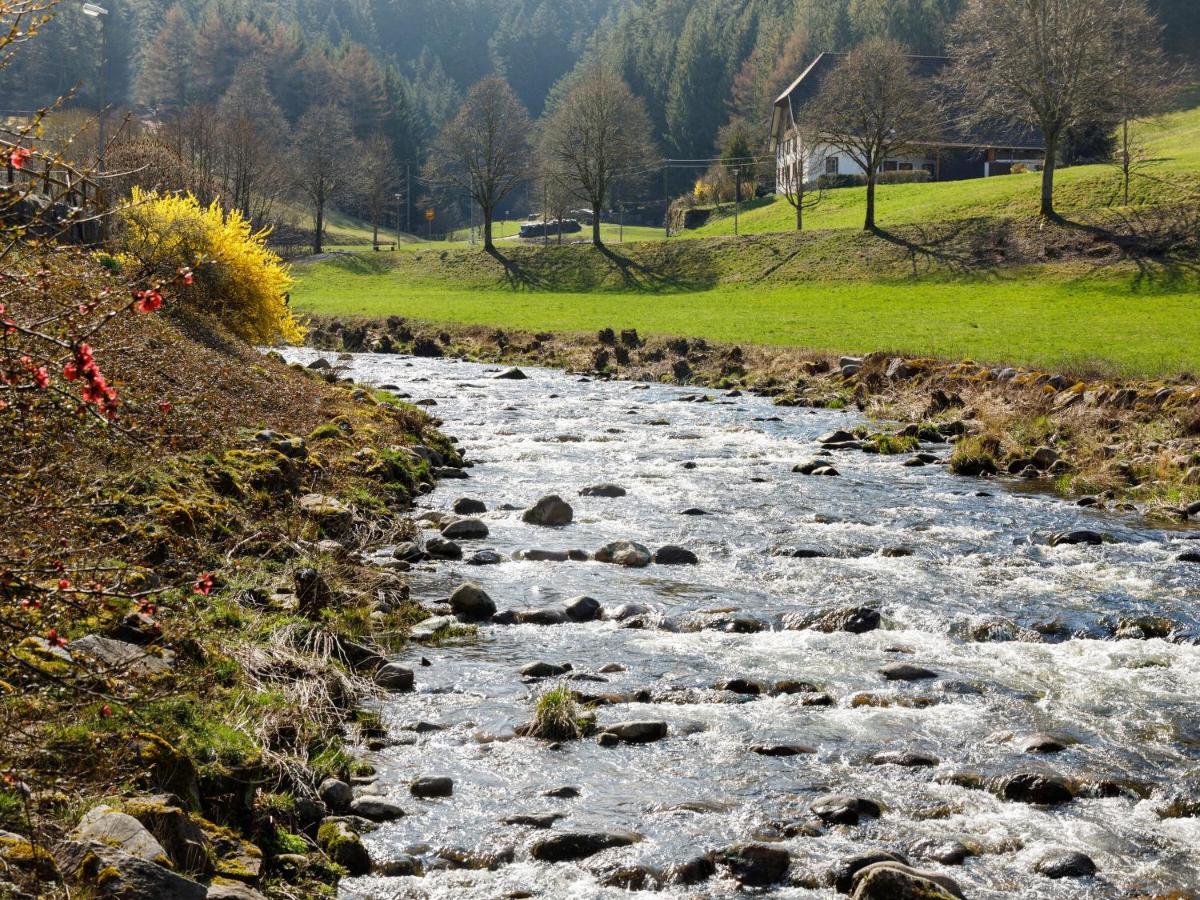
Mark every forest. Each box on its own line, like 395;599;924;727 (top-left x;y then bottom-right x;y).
2;0;1196;231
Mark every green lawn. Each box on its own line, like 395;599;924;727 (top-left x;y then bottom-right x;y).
293;259;1199;376
689;107;1200;237
289;107;1200;377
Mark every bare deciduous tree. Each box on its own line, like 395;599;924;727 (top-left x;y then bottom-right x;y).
1107;0;1181;205
778;126;825;231
423;76;531;252
949;0;1171;218
804;38;937;231
217;61;289;225
539;65;659;248
293;104;354;255
357;135;398;249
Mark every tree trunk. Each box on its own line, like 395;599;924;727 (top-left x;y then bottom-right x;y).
483;207;494;251
796;195;803;231
372;220;379;250
1122;119;1130;206
313;199;324;255
864;175;876;231
592;204;602;247
1040;133;1058;218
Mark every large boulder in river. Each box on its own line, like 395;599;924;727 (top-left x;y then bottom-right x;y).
450;582;496;621
522;495;574;527
595;540;652;568
563;596;602;622
317;820;370;876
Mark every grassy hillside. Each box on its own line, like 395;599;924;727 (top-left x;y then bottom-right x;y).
689;107;1200;237
292;217;1200;376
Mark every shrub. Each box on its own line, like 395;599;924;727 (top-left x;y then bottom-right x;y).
121;189;303;344
528;685;588;741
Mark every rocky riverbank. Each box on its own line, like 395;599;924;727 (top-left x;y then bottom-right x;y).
0;311;465;899
305;316;1200;523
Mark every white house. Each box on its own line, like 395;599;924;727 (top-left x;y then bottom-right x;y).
770;53;1045;195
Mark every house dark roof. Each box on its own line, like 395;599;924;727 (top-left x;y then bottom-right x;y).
770;52;1044;152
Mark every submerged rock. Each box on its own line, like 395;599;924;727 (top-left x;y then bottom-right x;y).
441;517;488;540
349;797;406;822
452;497;487;515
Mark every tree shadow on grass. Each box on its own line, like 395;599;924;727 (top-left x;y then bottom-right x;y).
869;220;1009;278
595;242;719;293
1048;205;1200;290
485;245;550;290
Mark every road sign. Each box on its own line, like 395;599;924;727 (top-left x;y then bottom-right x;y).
425;209;435;221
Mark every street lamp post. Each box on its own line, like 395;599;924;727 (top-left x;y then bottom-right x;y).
81;3;109;174
393;193;403;250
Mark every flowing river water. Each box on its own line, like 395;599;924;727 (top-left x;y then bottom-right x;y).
286;350;1199;899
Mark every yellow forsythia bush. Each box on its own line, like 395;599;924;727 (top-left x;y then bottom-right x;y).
121;189;304;344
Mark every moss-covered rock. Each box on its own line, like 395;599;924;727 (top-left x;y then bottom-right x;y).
316;820;369;876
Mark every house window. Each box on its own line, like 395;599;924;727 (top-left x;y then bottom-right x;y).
883;160;899;172
825;156;838;175
899;162;914;171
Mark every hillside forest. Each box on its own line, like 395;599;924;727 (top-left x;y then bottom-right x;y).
3;0;1197;235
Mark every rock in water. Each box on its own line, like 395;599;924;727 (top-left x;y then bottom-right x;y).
810;795;882;825
880;663;937;681
594;540;652;568
1033;849;1097;878
523;495;574;527
495;367;528;380
851;862;964;899
530;832;637;862
441;518;489;540
563;596;602;622
992;772;1074;805
318;778;352;812
717;844;790;886
349;797;406;822
599;721;668;744
410;777;454;798
452;497;487;515
579;483;627;498
375;664;414;692
654;545;699;565
449;582;496;621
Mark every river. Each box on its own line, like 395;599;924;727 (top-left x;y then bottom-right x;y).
285;349;1200;899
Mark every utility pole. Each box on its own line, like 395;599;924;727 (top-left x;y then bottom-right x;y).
394;193;403;249
405;163;412;234
81;3;110;173
733;165;741;236
663;165;669;238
